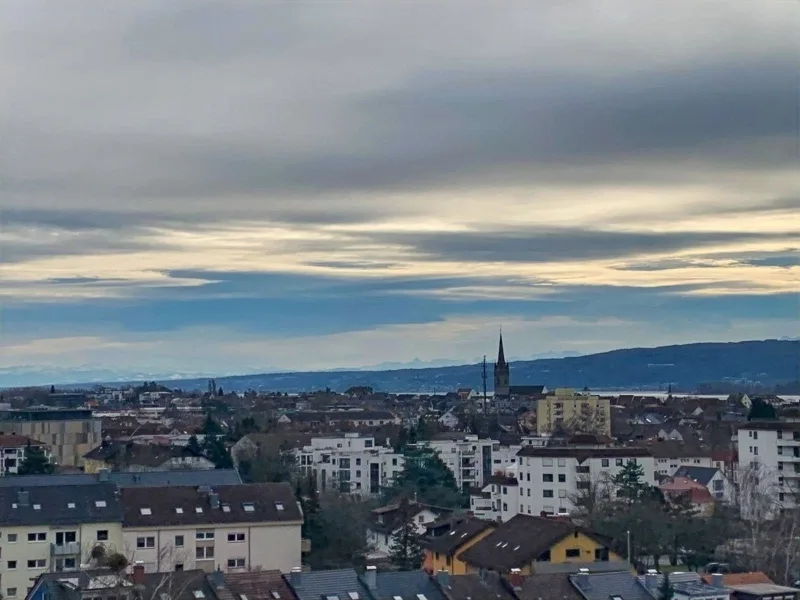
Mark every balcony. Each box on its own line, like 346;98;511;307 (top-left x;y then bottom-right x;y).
52;542;81;556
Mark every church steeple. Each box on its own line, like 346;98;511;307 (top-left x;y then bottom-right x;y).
494;330;510;397
497;332;507;367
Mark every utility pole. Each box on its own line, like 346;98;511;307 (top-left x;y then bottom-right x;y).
482;355;488;416
626;529;631;564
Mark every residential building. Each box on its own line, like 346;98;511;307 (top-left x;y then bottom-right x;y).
0;469;242;489
649;440;713;479
736;421;800;512
83;442;215;473
0;409;102;468
515;444;655;516
535;389;611;436
422;517;496;575
457;514;624;575
285;567;372;600
120;483;302;573
366;501;449;560
0;483;123;599
222;570;297;600
416;434;495;490
296;433;404;497
640;572;730;600
569;571;652;600
0;435;52;476
658;477;717;516
469;474;519;522
435;571;518;600
362;567;447;600
515;573;583;600
277;410;400;429
674;465;734;503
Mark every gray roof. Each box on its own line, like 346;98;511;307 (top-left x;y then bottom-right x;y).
0;483;122;527
287;568;372;600
673;466;720;486
534;561;633;575
569;571;653;600
0;469;242;488
370;571;446;600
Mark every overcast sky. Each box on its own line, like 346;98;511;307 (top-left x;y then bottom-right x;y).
1;1;798;377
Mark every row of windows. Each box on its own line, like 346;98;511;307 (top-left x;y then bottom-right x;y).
5;559;46;570
137;531;247;548
0;530;108;543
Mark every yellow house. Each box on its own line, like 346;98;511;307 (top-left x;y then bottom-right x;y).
457;514;624;575
423;517;497;575
536;388;611;436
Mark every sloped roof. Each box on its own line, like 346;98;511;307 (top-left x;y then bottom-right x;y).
423;517;494;556
0;469;241;488
516;573;583;600
457;515;610;571
223;570;297;600
674;466;721;486
439;573;517;600
371;571;446;600
286;568;370;600
701;572;775;586
569;571;652;600
0;482;122;526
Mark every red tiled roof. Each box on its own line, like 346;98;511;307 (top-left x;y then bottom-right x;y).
0;434;43;448
702;572;774;586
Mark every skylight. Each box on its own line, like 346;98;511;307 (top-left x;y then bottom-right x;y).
175;508;183;514
141;508;152;515
193;591;205;599
240;595;248;600
449;531;456;536
348;593;360;600
460;533;468;538
513;545;520;551
33;504;41;510
275;502;284;511
196;507;203;513
95;500;107;508
417;595;428;600
270;593;280;600
243;502;255;512
222;504;231;513
67;503;76;509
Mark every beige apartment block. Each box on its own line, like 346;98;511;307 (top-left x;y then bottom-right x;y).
0;483;124;599
535;388;611;435
121;483;302;574
0;409;102;468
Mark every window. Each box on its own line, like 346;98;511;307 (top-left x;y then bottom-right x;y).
543;474;554;482
196;530;214;540
275;502;284;511
558;490;567;498
175;508;184;514
140;508;152;515
228;533;246;543
8;533;17;542
28;532;47;542
601;459;609;467
222;504;231;513
7;589;17;598
356;458;361;466
97;530;109;541
542;458;554;466
27;559;46;569
753;431;758;440
193;592;206;599
227;558;246;568
558;474;566;483
95;500;107;508
557;458;566;467
175;535;184;547
195;507;204;514
243;502;255;512
136;537;155;548
543;489;554;498
196;547;214;560
8;561;17;569
615;459;623;466
175;564;184;572
566;548;581;558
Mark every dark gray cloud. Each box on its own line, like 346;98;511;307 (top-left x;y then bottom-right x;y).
371;228;795;264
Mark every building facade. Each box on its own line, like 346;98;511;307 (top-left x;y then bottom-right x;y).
120;483;302;573
295;433;405;497
535;389;612;436
0;436;52;476
516;445;656;516
0;409;102;468
0;483;124;600
417;435;495;490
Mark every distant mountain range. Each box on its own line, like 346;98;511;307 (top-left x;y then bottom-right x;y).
40;339;799;394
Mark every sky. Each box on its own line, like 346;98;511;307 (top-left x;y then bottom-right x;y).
0;1;798;379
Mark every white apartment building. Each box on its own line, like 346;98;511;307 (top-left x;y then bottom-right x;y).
515;445;656;516
469;474;519;522
120;483;302;574
650;440;713;479
296;433;404;497
418;434;496;490
0;483;124;600
0;436;52;476
736;421;800;513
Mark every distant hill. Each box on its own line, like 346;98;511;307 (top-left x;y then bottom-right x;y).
140;339;798;394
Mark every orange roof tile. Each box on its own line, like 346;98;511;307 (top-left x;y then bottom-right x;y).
702;572;775;586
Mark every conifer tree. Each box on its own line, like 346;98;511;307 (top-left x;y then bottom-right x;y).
388;498;424;570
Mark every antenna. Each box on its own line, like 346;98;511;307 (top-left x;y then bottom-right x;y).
482;355;488;416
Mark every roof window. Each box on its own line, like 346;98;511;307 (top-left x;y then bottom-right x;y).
33;504;41;510
222;504;231;513
275;502;284;511
141;508;152;515
67;503;76;509
95;500;107;508
243;502;255;512
175;508;183;514
193;591;205;599
196;507;203;513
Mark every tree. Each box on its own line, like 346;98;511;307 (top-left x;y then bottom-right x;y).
202;435;233;469
305;492;372;570
50;385;56;394
748;397;777;420
18;443;54;475
385;445;466;508
199;413;223;436
186;434;202;456
238;441;297;483
389;498;424;570
612;461;649;503
659;572;674;600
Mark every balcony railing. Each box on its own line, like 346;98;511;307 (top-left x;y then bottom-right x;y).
51;542;80;556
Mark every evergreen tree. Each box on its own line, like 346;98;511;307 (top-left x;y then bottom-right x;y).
748;397;777;420
385;446;465;508
202;435;233;469
199;413;223;436
612;460;648;503
18;443;54;475
388;499;424;570
659;572;674;600
50;385;56;394
186;434;202;456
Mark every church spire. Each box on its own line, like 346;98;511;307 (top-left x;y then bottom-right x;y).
497;331;506;366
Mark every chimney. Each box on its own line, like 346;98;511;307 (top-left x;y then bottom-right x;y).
711;574;724;588
289;567;302;587
364;566;377;590
209;493;220;509
575;568;590;589
17;490;29;507
645;570;658;591
132;562;145;585
507;568;523;588
98;469;110;482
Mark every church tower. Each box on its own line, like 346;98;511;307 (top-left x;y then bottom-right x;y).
493;332;510;397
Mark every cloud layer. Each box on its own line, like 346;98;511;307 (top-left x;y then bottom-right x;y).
1;1;798;377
